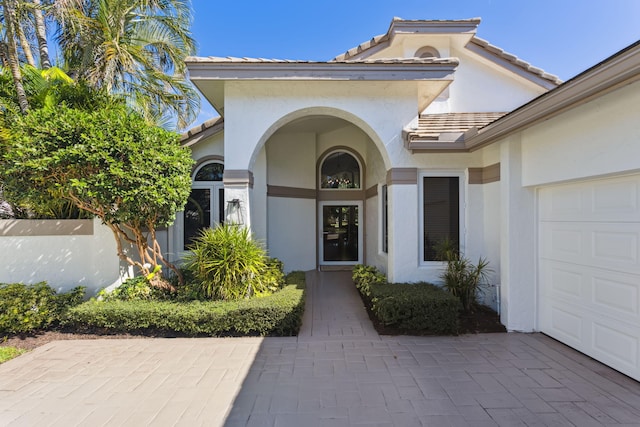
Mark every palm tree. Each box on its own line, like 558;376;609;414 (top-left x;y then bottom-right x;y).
1;0;29;113
55;0;199;129
31;0;51;69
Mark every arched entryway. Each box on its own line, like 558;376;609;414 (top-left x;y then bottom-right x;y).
255;113;387;271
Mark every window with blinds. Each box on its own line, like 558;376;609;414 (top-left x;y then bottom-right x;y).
423;176;459;261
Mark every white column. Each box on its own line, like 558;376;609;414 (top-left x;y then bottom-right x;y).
223;170;253;230
499;136;536;331
386;168;419;283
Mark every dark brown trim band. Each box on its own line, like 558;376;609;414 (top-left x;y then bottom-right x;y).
223;169;254;188
267;185;316;199
317;190;366;201
468;163;501;184
365;185;378;199
386;168;418;185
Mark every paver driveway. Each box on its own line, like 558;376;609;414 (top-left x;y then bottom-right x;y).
1;271;640;426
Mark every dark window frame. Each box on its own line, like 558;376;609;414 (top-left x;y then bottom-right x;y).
381;184;388;254
420;173;464;263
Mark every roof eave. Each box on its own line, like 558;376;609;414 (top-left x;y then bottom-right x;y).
465;40;640;151
181;116;224;147
186;60;459;81
187;60;459;118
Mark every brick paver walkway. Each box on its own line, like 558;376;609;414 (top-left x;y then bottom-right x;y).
1;271;640;426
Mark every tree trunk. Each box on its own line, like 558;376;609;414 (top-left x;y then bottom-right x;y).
2;0;30;114
31;0;50;69
16;21;36;67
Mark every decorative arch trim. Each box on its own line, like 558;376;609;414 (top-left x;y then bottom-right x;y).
248;106;391;172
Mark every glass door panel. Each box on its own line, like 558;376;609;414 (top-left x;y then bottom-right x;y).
321;204;360;263
183;183;224;250
184;188;211;249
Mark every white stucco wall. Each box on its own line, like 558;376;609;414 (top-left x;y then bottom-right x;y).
446;47;544;113
264;132;317;271
267;198;316;272
364;32;547;114
222;80;421;171
190;131;224;162
267;132;317;188
252;147;268;242
365;195;381;270
0;218;126;295
521;81;640;187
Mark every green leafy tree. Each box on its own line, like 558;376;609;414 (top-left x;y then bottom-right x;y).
1;97;194;283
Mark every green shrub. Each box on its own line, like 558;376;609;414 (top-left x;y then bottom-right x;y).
183;224;279;300
368;282;460;334
352;265;459;335
98;276;173;302
64;272;306;336
352;264;386;297
264;258;285;289
0;282;85;334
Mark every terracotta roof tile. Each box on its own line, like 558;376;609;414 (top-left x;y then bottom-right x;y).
407;112;507;141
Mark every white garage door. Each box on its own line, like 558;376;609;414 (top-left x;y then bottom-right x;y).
538;174;640;381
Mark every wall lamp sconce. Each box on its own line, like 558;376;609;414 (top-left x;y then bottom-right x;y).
227;199;244;225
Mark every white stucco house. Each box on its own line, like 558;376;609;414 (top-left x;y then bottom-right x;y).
2;17;638;381
167;18;640;380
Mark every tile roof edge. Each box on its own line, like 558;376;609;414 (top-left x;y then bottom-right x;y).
469;37;562;85
180;116;224;144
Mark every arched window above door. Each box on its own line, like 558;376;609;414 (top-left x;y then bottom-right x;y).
320;151;361;189
194;162;224;181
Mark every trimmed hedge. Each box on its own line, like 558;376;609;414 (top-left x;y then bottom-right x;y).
64;273;306;336
352;265;460;335
0;282;85;335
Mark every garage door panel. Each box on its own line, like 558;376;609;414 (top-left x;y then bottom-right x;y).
539;223;585;260
592;320;639;369
592;178;639;218
544;303;584;344
540;174;640;222
540;222;640;274
538;173;640;381
542;259;640;323
547;263;583;299
592;229;639;268
592;274;639;317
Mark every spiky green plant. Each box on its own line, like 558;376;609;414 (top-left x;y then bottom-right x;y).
184;224;278;301
440;255;491;312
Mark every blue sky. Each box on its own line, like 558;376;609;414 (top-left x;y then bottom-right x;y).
188;0;640;127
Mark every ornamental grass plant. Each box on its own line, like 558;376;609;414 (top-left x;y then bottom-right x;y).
183;224;281;301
